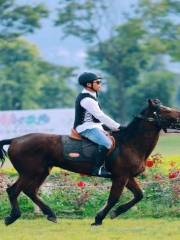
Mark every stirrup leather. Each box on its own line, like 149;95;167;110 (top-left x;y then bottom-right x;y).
70;129;82;140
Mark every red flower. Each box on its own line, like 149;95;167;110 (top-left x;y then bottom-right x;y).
77;181;86;187
168;170;179;179
146;159;154;168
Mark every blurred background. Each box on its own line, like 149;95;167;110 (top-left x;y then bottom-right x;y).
0;2;180;236
0;0;180;136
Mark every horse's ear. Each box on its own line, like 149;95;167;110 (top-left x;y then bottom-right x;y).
148;98;161;108
148;99;154;107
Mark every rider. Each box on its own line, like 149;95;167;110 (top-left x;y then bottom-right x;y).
73;72;120;177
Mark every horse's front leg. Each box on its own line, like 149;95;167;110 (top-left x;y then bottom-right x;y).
111;177;143;219
92;176;128;226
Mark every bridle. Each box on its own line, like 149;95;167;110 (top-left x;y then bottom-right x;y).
136;104;180;133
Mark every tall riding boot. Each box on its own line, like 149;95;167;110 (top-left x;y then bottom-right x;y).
91;145;112;178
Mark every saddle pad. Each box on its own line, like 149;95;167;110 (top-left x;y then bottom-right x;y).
62;135;98;163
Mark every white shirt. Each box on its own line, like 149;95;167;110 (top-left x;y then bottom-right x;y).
76;89;120;133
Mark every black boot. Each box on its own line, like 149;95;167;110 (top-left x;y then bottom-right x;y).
91;145;112;178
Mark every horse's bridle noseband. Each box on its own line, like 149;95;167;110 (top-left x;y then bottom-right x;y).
136;104;180;132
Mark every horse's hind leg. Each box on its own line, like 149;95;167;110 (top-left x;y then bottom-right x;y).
5;177;24;225
23;172;57;223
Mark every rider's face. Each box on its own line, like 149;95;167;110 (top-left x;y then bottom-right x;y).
86;79;102;92
92;80;102;92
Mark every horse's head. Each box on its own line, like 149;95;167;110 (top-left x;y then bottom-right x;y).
139;99;180;132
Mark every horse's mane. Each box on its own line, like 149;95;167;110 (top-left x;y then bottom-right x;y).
112;108;147;144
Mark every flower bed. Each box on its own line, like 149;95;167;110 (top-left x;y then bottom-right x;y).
0;154;179;219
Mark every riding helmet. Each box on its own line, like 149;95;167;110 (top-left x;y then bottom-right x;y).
78;72;101;87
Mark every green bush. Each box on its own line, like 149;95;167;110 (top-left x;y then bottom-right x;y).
0;181;179;219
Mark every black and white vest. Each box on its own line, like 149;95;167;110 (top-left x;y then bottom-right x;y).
73;93;101;129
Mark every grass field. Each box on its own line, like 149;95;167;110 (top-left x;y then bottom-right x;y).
0;218;179;240
153;134;180;156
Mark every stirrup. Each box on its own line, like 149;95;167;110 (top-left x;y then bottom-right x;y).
98;165;111;177
98;165;104;175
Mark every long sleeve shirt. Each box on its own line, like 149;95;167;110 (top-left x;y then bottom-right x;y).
76;89;120;133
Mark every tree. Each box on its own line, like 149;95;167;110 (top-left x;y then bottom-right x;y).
0;0;48;38
127;71;176;116
0;38;76;110
138;0;180;61
0;0;48;109
86;19;148;121
55;0;180;121
36;61;76;109
0;0;76;110
0;38;41;109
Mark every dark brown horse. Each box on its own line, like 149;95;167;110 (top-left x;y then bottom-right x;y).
0;99;180;226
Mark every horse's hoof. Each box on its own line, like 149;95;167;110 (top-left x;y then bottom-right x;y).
4;216;18;226
91;221;102;226
47;216;57;223
110;211;117;219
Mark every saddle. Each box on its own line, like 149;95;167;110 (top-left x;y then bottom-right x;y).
61;129;116;164
70;129;115;155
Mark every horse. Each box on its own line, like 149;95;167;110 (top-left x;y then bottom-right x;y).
0;99;180;226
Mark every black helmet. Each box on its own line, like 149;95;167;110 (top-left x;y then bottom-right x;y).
78;72;101;86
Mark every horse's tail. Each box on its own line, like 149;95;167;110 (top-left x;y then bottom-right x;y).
0;139;13;168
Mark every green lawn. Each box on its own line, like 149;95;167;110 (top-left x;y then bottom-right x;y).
0;218;179;240
153;134;180;156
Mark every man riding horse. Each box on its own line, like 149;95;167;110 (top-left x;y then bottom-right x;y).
1;69;180;225
73;72;120;177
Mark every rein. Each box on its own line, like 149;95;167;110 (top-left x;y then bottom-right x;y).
135;110;180;133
